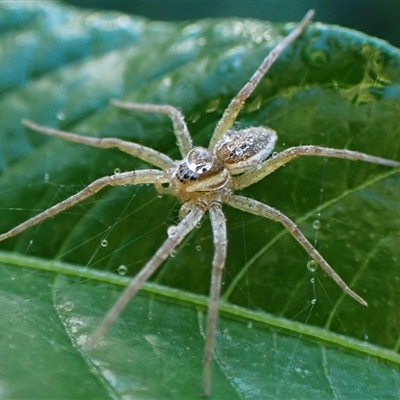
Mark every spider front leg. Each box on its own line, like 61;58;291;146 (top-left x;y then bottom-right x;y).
228;195;368;306
234;145;400;190
111;99;193;157
0;170;165;242
208;9;315;151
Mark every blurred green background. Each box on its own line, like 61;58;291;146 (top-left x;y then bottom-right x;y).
64;0;400;47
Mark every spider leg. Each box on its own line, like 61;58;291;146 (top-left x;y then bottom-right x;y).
208;10;315;151
203;203;227;397
87;205;204;348
111;99;193;157
234;145;400;190
22;119;175;170
0;169;165;242
227;194;368;307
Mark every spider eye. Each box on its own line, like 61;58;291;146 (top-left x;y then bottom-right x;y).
215;127;278;175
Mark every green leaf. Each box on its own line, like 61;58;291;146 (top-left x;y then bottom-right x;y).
1;2;400;399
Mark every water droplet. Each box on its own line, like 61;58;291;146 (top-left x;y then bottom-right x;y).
118;265;128;275
234;147;243;157
186;147;213;173
57;112;66;121
272;152;278;158
63;301;74;312
114;168;121;175
157;193;163;199
247;323;253;329
310;278;315;284
167;226;177;237
196;222;201;229
310;298;317;305
307;260;318;272
101;239;108;247
44;173;50;182
170;250;177;258
196;245;201;251
312;220;321;230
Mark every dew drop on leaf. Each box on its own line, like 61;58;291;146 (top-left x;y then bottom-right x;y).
307;260;318;272
312;220;321;230
118;265;128;275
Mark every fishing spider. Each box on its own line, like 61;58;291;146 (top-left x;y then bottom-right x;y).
1;10;399;396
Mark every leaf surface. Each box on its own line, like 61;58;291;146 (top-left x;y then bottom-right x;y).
0;2;400;399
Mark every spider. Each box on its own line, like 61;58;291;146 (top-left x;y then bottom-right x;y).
1;9;400;396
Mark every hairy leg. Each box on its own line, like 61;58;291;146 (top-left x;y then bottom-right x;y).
203;204;227;396
0;170;165;241
111;99;193;157
22;119;175;170
227;194;367;306
87;205;204;348
208;10;315;151
234;145;400;190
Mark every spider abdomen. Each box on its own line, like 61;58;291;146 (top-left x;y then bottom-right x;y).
215;127;278;175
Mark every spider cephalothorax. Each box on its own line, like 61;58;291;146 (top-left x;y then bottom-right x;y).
1;10;399;396
171;147;229;200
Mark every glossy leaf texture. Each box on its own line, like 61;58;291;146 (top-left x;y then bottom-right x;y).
0;2;400;399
